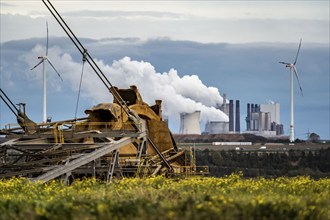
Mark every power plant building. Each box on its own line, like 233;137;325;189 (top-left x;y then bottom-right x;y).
260;103;280;124
245;102;284;136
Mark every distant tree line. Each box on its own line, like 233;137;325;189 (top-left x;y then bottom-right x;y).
195;148;330;178
174;132;325;144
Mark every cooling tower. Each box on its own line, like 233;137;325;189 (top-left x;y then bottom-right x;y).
179;111;201;134
204;121;229;134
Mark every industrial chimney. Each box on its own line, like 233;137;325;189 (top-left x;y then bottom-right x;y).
223;93;228;115
246;103;251;131
229;100;234;132
235;100;240;133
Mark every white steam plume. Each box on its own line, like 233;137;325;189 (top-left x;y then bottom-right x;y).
22;46;229;123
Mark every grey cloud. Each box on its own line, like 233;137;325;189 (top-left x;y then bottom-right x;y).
62;10;187;20
0;2;13;7
1;13;328;44
0;37;329;139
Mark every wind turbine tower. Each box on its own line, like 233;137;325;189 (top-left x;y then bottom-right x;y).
31;21;62;123
279;38;303;143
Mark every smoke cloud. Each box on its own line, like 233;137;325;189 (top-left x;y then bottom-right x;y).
22;46;229;124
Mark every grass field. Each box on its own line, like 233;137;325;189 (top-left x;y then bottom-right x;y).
0;174;329;220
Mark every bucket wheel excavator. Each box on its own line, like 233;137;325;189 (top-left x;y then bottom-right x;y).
1;85;194;183
0;0;208;183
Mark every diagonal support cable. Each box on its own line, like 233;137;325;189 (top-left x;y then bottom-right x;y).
42;0;132;119
0;88;19;117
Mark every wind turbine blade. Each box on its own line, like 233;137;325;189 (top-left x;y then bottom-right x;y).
30;59;44;71
293;38;302;65
46;21;49;56
293;66;303;96
279;61;290;65
47;58;63;81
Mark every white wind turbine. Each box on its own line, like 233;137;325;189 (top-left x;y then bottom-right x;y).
279;38;303;143
31;21;63;123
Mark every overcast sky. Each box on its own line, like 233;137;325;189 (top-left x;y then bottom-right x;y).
1;1;329;43
0;1;329;139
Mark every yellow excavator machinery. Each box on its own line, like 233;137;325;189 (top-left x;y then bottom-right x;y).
0;0;208;183
0;85;208;183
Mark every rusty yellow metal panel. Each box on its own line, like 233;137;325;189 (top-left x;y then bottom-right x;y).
147;120;175;153
130;104;160;121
